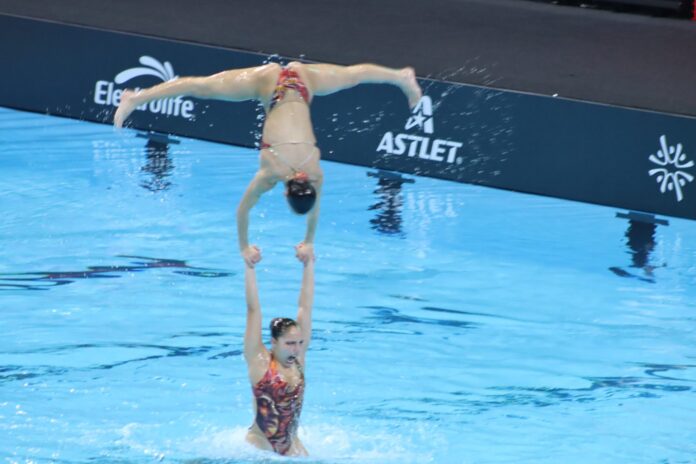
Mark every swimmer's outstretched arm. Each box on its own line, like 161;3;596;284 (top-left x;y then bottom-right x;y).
244;263;266;366
113;64;277;127
237;170;275;268
303;63;422;108
295;243;315;355
303;179;323;246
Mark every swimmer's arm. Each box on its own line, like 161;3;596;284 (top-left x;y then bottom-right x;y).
303;179;322;245
237;170;275;257
303;63;421;108
296;257;315;351
243;266;265;362
114;64;277;127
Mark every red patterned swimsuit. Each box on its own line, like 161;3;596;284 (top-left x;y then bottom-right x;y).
252;355;305;455
268;67;311;111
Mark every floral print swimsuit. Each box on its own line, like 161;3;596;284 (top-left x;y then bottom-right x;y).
252;355;305;455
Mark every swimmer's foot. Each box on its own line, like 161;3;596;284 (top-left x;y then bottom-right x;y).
114;89;138;128
400;67;422;109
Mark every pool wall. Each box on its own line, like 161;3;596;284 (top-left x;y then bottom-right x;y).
2;14;696;221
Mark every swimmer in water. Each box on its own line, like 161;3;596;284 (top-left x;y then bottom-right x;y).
113;61;422;268
242;242;314;455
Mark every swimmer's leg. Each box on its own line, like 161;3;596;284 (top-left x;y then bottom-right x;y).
114;63;280;127
303;63;422;108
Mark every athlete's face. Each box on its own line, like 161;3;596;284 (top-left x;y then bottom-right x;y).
271;325;304;366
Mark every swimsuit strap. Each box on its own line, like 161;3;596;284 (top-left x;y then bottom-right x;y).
268;354;278;374
296;359;305;378
260;141;315;149
261;142;317;174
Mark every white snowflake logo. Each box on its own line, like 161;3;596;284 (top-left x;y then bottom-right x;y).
648;135;694;202
114;56;177;84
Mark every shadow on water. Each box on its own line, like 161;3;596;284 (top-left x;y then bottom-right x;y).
479;364;695;409
367;170;414;237
349;363;696;423
389;294;428;302
0;338;243;384
137;131;178;192
360;305;479;330
609;211;668;284
0;255;233;291
420;305;523;322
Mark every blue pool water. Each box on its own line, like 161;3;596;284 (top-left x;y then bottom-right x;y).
1;106;695;463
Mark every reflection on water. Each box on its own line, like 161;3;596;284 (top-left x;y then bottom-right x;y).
138;132;178;192
0;255;232;291
367;170;414;237
609;211;668;283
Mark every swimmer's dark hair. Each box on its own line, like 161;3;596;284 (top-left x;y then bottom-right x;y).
270;317;297;339
286;178;316;215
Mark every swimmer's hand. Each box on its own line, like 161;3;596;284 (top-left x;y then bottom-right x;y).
242;245;262;268
113;89;138;129
401;67;422;109
295;242;315;265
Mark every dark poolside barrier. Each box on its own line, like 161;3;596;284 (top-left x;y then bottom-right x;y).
532;0;695;18
2;14;695;221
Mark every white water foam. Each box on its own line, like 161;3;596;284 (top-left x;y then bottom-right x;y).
115;421;439;463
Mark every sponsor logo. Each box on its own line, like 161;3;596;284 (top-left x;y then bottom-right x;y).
648;135;694;202
94;56;194;119
376;96;463;164
405;95;434;134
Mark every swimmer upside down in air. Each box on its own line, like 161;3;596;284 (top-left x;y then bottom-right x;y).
114;61;422;268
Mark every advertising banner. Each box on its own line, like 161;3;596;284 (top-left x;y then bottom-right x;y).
2;14;695;220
